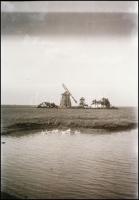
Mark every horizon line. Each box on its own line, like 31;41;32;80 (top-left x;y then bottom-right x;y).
1;104;137;107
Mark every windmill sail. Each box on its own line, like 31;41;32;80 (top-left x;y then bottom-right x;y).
62;84;77;103
60;84;77;108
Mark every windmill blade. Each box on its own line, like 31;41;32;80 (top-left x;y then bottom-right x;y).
70;95;77;103
62;83;77;103
62;84;70;93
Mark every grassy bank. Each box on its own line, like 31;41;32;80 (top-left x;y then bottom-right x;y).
1;106;137;135
1;192;20;199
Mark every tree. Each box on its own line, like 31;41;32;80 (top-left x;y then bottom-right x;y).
92;99;97;107
101;98;110;108
79;97;85;107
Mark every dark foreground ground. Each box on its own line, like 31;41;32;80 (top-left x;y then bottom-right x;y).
1;106;137;135
1;192;20;199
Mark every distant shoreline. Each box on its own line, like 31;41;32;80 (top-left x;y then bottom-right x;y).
1;104;137;108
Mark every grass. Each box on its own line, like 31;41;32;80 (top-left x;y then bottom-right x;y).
1;192;20;199
1;106;137;135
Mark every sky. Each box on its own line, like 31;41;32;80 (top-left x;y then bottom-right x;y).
1;1;138;13
1;1;138;106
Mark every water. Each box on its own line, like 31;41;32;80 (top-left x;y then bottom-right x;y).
1;129;138;199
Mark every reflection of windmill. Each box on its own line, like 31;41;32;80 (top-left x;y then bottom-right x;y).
60;84;77;108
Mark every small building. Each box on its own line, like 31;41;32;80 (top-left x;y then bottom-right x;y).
91;103;103;108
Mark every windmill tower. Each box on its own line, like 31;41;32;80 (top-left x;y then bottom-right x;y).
60;84;77;108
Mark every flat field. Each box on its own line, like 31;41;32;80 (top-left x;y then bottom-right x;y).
1;106;137;135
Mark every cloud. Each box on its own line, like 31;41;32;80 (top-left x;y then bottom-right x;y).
1;12;137;37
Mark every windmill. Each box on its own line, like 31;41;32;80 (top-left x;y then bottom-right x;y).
60;84;77;108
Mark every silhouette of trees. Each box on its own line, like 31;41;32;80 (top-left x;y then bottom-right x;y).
38;102;58;108
92;99;97;107
101;98;110;108
91;98;110;108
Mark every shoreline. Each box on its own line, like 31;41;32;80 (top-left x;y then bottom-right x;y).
2;120;137;135
1;107;137;135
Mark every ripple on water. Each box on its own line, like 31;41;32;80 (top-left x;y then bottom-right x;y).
1;129;138;199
